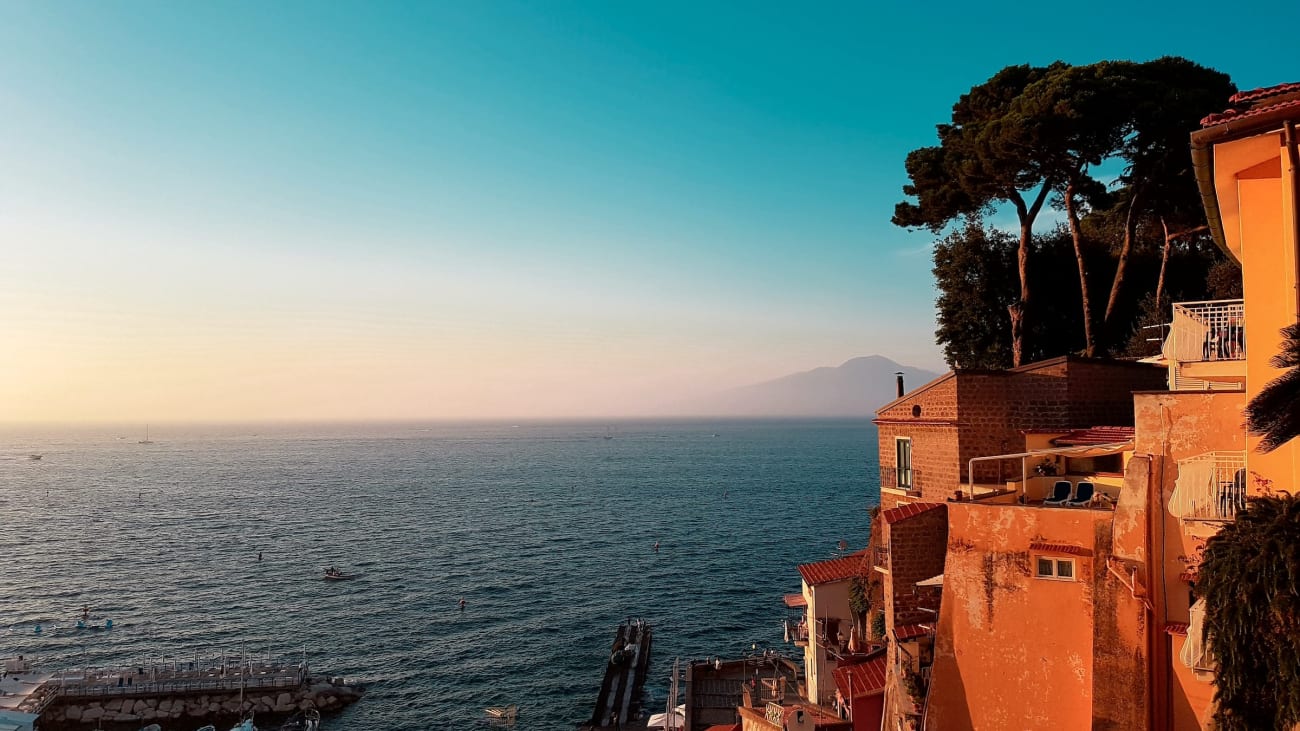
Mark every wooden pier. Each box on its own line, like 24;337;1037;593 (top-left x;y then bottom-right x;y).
584;619;652;730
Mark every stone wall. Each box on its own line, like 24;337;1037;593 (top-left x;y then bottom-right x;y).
40;677;362;729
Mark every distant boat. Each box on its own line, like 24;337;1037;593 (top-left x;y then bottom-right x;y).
485;705;517;721
323;568;356;581
28;454;42;460
603;426;614;440
138;425;154;445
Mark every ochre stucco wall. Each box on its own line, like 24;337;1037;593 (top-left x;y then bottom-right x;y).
927;504;1123;731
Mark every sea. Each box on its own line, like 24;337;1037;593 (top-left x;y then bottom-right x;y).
0;419;879;730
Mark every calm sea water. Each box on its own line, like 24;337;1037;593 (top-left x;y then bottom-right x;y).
0;420;878;730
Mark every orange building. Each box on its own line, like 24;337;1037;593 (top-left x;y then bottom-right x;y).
906;83;1300;730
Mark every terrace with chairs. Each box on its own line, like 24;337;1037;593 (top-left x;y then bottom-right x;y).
1166;299;1246;390
957;427;1133;509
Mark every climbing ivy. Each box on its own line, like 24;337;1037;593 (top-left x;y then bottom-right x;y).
849;576;871;618
1198;494;1300;730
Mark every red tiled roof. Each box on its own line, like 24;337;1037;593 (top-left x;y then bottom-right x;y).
1229;82;1300;105
1029;542;1094;557
784;592;808;608
1050;426;1134;446
881;502;943;524
1165;622;1189;636
1202;82;1300;127
894;623;932;642
798;549;870;586
833;654;888;698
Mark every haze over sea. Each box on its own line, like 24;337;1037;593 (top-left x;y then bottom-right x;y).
0;419;879;730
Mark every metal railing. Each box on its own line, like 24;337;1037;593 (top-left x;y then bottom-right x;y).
1169;451;1247;521
874;545;890;571
880;466;922;494
1170;300;1245;364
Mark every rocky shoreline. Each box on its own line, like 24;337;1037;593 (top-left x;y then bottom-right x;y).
39;677;364;729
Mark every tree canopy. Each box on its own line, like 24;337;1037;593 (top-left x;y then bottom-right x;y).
1200;494;1300;730
896;57;1235;367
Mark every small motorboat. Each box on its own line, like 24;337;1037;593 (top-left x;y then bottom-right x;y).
279;709;320;731
484;705;518;721
230;716;258;731
28;454;42;460
323;568;356;581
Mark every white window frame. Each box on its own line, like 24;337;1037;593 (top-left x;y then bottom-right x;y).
1033;555;1076;581
895;437;913;490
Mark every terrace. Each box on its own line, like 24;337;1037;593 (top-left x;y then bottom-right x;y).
1167;299;1246;390
1169;450;1247;526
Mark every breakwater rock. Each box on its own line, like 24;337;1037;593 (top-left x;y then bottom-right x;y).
41;677;363;728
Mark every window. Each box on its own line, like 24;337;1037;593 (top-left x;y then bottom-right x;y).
896;438;913;489
1034;556;1076;581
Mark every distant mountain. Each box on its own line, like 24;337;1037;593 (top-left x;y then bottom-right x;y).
697;356;942;417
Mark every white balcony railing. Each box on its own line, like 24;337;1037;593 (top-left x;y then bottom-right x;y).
1170;300;1245;363
1169;451;1247;521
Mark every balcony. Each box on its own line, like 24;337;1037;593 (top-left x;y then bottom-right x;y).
1169;451;1247;524
880;466;923;497
873;545;890;572
1169;299;1245;389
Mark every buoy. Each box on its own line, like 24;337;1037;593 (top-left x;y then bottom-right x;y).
77;620;85;629
106;619;113;629
34;624;41;634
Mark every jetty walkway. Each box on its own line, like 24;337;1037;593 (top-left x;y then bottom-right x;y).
1;652;370;730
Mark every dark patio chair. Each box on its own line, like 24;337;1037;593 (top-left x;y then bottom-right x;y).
1067;481;1096;507
1044;480;1073;506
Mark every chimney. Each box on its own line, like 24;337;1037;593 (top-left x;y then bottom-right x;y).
895;372;905;398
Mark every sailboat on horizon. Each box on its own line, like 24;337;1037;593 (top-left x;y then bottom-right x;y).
138;425;154;445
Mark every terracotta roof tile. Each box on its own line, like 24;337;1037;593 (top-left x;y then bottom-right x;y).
833;654;888;698
1229;82;1300;105
1165;622;1189;636
1029;542;1094;557
881;502;943;525
1202;81;1300;127
782;703;846;727
894;623;932;642
798;549;870;586
1050;426;1135;446
784;592;808;608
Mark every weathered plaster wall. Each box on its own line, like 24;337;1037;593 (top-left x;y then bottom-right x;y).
1132;390;1247;729
927;504;1114;731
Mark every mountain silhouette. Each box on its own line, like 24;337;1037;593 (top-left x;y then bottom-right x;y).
695;356;941;417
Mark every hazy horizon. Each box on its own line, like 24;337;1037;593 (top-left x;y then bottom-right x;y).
0;2;1284;422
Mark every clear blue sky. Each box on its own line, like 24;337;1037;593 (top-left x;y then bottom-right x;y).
0;1;1290;420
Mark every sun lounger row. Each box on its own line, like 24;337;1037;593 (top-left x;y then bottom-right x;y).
1044;480;1096;507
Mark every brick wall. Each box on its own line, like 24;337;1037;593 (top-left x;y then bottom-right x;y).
1064;360;1167;426
876;424;960;507
884;506;948;627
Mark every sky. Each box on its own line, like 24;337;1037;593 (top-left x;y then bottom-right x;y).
0;1;1290;421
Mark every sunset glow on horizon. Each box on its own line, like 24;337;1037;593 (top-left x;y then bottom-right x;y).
0;2;1284;422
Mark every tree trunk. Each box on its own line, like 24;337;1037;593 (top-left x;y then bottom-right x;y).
1065;181;1096;357
1103;187;1140;347
1155;216;1173;311
1009;183;1052;367
1154;220;1208;310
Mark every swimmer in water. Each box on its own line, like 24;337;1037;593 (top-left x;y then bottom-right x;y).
458;598;466;609
653;541;660;552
